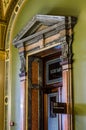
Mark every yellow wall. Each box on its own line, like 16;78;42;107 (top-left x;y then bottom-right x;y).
11;0;86;130
73;9;86;129
0;59;5;130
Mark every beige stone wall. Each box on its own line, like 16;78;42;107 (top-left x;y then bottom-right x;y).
0;51;5;130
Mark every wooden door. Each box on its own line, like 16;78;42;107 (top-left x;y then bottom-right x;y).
43;52;62;130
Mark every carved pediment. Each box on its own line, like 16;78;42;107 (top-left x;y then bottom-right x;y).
13;14;77;69
13;15;65;44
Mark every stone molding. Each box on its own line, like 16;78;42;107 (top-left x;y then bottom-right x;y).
13;15;77;75
12;14;77;130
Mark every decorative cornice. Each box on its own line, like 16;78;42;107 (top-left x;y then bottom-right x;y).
13;15;65;43
13;15;77;75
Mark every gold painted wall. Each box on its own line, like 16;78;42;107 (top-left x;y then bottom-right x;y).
0;58;5;130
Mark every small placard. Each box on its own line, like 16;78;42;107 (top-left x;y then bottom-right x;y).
53;102;67;114
46;58;62;84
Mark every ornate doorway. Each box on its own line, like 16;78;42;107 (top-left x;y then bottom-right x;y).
28;47;62;130
13;14;77;130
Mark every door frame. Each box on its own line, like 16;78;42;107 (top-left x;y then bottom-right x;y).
13;15;77;130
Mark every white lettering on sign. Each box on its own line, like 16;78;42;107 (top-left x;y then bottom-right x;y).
50;68;62;74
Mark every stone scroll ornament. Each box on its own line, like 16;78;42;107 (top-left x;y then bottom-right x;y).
20;55;26;73
61;17;76;64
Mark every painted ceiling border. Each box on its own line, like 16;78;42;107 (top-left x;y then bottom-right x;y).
5;0;25;49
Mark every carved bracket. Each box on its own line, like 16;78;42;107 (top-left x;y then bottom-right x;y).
18;43;26;76
20;54;26;73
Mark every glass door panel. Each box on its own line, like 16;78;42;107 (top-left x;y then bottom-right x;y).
48;93;58;130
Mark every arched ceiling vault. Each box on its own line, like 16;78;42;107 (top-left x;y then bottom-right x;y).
0;0;19;50
0;0;18;21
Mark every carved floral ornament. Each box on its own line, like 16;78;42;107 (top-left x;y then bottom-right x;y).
2;0;17;18
13;15;77;74
3;0;9;7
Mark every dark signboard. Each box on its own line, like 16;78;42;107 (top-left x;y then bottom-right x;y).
46;58;62;84
53;102;67;114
